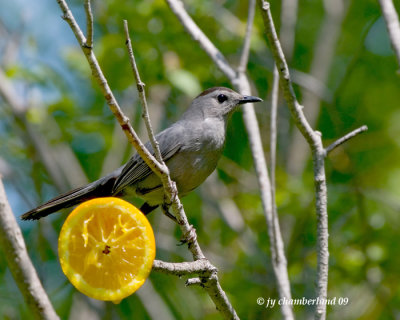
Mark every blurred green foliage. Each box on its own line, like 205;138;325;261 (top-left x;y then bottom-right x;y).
1;0;400;319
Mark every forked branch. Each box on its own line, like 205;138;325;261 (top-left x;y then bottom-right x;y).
258;1;368;319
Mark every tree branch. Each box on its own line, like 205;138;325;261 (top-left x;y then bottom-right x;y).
0;178;59;320
325;125;368;155
152;259;216;276
259;1;329;319
123;21;163;165
84;0;93;48
379;0;400;70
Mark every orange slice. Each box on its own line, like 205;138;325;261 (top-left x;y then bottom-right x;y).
58;197;156;303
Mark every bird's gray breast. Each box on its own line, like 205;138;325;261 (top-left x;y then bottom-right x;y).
166;118;226;195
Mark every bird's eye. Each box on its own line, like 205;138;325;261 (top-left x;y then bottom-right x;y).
217;94;228;103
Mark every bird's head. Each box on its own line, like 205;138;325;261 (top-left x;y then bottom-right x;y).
182;87;262;121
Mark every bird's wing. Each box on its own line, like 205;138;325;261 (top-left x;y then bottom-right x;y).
112;123;184;194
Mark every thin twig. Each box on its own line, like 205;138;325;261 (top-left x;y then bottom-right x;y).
325;125;368;155
84;0;93;48
123;20;163;164
238;0;256;73
0;179;59;320
379;0;400;70
259;1;328;319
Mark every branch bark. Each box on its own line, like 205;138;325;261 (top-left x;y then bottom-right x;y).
123;21;163;164
325;125;368;155
0;178;59;320
153;259;216;276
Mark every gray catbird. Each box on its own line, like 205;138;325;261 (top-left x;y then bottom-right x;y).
21;87;262;220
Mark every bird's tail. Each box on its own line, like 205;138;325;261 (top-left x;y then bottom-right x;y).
21;173;118;221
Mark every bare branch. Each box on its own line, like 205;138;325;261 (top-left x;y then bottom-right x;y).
258;2;316;143
123;20;163;164
84;0;93;48
152;259;216;276
379;0;400;69
325;125;368;155
0;179;59;320
259;1;329;319
238;0;256;73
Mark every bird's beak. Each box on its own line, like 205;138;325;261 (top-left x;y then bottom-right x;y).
238;95;263;104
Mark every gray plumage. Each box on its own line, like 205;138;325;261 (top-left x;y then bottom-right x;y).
21;87;262;220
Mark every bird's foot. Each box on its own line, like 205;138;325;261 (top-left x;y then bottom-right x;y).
163;182;179;207
178;225;197;246
162;185;179;223
161;203;178;223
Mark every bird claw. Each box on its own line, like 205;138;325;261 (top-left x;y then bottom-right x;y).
161;203;178;223
162;185;179;223
163;183;178;207
177;225;197;246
